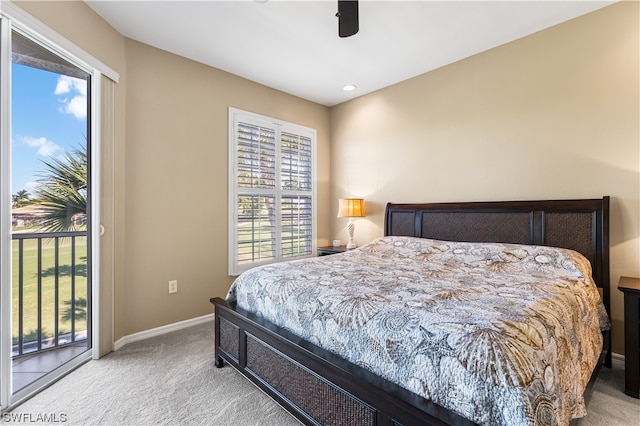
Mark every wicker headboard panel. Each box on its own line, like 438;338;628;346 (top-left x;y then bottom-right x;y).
384;197;610;308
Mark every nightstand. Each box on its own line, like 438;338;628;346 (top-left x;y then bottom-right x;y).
317;245;347;256
618;276;640;398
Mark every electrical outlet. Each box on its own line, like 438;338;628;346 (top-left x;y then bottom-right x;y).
168;280;178;294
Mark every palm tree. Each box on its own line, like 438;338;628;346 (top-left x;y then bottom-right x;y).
34;145;87;232
12;189;31;208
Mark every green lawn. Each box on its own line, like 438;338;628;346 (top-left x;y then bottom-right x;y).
11;236;87;346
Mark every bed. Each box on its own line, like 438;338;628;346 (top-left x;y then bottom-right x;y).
211;197;611;426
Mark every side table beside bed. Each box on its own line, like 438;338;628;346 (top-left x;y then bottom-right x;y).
618;275;640;398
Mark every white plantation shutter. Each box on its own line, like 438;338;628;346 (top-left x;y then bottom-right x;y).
280;131;312;191
281;195;312;258
236;194;275;264
236;122;276;189
235;122;277;265
280;131;312;259
229;108;316;275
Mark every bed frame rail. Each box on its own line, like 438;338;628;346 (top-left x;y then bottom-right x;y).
212;297;476;426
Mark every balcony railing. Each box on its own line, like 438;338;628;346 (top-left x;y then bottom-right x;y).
12;231;89;358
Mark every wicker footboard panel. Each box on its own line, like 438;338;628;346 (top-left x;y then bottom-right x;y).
212;297;475;426
247;334;377;426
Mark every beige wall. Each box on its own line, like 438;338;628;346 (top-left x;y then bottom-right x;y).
14;1;331;340
329;1;639;355
123;39;330;335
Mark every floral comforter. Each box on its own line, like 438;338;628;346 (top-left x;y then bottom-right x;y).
227;236;610;426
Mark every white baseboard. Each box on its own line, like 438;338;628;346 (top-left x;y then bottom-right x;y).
113;313;214;351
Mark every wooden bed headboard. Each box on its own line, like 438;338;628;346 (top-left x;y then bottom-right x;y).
384;197;610;312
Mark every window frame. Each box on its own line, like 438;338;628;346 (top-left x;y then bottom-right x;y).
228;107;317;276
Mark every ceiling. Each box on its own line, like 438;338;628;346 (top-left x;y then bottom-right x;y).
85;1;614;107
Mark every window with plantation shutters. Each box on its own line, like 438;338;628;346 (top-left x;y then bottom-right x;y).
229;108;316;275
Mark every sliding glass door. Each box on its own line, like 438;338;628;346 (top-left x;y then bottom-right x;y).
10;28;93;394
0;10;101;410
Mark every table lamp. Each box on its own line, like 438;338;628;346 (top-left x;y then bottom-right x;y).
337;198;365;249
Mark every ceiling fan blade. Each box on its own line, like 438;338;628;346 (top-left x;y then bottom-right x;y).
337;0;359;38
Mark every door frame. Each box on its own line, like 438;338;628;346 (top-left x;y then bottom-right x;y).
0;2;118;410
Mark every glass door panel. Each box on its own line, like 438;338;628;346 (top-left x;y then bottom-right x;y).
9;29;92;396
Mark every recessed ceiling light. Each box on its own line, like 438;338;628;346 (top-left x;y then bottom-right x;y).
342;84;357;91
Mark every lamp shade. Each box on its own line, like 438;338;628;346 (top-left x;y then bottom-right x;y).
337;198;365;218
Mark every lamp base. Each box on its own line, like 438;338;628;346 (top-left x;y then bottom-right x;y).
346;220;356;249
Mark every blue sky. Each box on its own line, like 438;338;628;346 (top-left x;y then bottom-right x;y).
12;63;87;197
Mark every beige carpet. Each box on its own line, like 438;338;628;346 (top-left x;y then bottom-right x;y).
8;321;639;425
8;321;299;426
575;357;640;426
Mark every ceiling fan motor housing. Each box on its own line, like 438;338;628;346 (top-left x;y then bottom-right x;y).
337;0;359;38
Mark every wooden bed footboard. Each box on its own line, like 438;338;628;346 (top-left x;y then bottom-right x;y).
211;297;477;426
